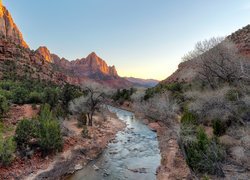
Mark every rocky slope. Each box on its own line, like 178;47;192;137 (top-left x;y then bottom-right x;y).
162;24;250;84
0;2;132;88
124;77;159;87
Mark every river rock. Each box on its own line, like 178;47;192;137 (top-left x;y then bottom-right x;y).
148;122;161;132
74;164;83;171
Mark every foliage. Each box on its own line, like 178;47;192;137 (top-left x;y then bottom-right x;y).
212;119;226;136
113;88;136;103
12;87;29;104
81;125;89;138
181;110;198;125
0;136;16;166
38;104;63;154
15;119;38;149
38;118;63;155
182;126;225;176
0;95;9;116
77;112;87;127
28;91;43;104
43;87;60;107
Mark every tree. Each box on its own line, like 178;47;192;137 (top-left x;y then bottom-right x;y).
182;37;224;62
70;82;108;126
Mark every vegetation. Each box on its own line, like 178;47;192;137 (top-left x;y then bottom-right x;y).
113;88;136;104
0;136;16;166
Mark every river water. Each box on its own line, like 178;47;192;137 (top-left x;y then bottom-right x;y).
69;106;161;180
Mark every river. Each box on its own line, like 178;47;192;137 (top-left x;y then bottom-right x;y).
69;106;161;180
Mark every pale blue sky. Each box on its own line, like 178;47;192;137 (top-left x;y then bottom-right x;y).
4;0;250;80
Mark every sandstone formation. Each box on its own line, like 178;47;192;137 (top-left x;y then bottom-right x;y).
0;2;132;88
0;1;28;48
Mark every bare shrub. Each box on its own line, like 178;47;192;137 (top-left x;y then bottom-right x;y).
133;92;179;124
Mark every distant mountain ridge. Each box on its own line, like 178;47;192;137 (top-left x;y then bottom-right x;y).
124;77;159;87
0;2;133;88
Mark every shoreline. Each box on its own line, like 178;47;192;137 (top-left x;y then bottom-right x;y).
0;111;126;179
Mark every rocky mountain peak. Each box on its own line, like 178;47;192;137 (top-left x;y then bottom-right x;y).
36;46;53;62
0;2;28;48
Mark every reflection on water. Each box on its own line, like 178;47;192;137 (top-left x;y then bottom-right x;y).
69;106;161;180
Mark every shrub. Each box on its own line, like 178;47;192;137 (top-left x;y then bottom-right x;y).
183;127;225;176
77;112;87;127
181;110;198;125
38;119;63;155
28;91;43;104
0;95;9;116
212;119;226;136
38;104;63;154
225;89;241;101
15;119;38;149
0;136;16;166
13;87;29;104
82;125;89;138
43;88;60;107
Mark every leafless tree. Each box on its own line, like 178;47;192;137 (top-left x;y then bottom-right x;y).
133;92;179;124
69;81;111;126
182;37;224;62
197;39;249;88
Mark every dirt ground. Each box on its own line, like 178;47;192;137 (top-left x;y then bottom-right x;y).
148;122;192;180
0;105;126;180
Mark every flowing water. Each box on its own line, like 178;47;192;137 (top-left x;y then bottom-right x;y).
69;106;161;180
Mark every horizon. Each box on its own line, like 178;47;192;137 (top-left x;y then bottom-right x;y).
3;0;250;80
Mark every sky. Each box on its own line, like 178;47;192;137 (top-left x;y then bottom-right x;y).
3;0;250;80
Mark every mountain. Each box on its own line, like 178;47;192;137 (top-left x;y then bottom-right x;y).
0;1;28;48
0;2;132;88
124;77;159;87
162;25;250;84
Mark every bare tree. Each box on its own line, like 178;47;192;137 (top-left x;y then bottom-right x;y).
197;39;248;88
182;37;224;62
133;92;179;124
69;81;111;126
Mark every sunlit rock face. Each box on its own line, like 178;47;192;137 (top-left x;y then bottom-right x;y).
36;46;53;63
0;2;28;48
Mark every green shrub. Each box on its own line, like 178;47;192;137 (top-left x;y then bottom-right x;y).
13;87;29;104
212;119;226;136
181;111;198;124
38;119;63;155
28;91;43;104
77;112;87;127
82;125;89;138
43;88;60;107
0;136;16;166
184;127;225;176
38;104;63;154
0;95;9;116
53;104;65;118
15;119;38;149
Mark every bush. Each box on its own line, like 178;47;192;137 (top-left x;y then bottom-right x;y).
181;111;198;125
43;88;60;107
0;95;9;116
0;136;16;166
15;119;38;149
225;89;241;102
77;112;87;127
38;104;63;154
38;119;63;155
183;127;225;176
212;119;226;136
28;91;43;104
13;87;29;104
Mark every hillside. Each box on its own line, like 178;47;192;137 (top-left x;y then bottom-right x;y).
162;25;250;84
124;77;159;87
0;3;132;88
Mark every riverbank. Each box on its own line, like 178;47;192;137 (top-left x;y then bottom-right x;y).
0;108;125;179
117;102;192;179
149;122;192;180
